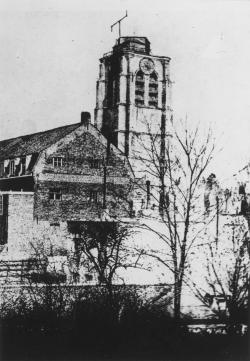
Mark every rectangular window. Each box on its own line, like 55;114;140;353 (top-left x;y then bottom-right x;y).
52;157;63;167
0;163;4;177
20;157;26;175
88;190;102;204
10;160;15;176
90;158;102;169
0;195;3;215
49;188;62;201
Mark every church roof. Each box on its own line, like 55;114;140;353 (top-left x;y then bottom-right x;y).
0;123;80;161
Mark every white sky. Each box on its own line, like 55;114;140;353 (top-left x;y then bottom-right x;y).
0;0;250;181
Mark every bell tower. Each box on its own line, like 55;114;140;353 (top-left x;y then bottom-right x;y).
95;36;172;174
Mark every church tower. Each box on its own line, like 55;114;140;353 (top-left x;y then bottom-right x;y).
95;36;172;177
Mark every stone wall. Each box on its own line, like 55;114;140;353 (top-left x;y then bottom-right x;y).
1;192;74;259
95;38;173;163
34;180;132;222
7;192;34;257
33;126;133;222
40;126;129;177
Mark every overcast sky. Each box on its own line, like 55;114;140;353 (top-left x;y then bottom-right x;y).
0;0;250;181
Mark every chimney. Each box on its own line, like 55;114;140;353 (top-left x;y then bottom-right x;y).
81;112;91;128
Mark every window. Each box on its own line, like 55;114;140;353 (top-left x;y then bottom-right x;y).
148;72;158;108
88;190;102;204
20;157;26;175
135;70;145;106
10;160;15;176
49;188;62;201
0;163;4;177
90;158;102;169
239;184;246;195
0;195;3;215
52;157;63;167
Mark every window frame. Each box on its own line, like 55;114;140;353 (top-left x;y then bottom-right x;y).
49;188;62;201
89;158;102;169
52;157;63;168
20;157;26;175
9;159;15;176
88;190;102;205
0;162;4;177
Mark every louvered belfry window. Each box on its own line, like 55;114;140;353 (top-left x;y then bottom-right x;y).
148;72;158;108
135;70;145;106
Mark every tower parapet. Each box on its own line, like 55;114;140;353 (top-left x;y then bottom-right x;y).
112;37;151;55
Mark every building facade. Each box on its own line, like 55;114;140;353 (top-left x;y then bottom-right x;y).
0;35;175;285
1;33;247;321
0;113;133;269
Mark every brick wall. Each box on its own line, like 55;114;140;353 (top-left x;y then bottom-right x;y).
42;130;129;177
34;127;133;222
34;181;132;221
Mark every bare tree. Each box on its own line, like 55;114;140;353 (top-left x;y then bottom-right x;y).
133;118;216;320
194;215;249;327
67;221;145;294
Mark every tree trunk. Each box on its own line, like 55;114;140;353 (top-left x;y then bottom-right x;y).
174;277;182;322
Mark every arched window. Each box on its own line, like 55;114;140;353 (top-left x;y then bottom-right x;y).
148;72;158;108
135;70;145;106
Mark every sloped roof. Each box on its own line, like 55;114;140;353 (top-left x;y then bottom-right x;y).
0;123;80;161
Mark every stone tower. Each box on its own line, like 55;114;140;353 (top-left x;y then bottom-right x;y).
95;36;172;179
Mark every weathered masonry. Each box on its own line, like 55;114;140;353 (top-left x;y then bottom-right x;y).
0;36;174;283
95;36;173;176
0;113;134;260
